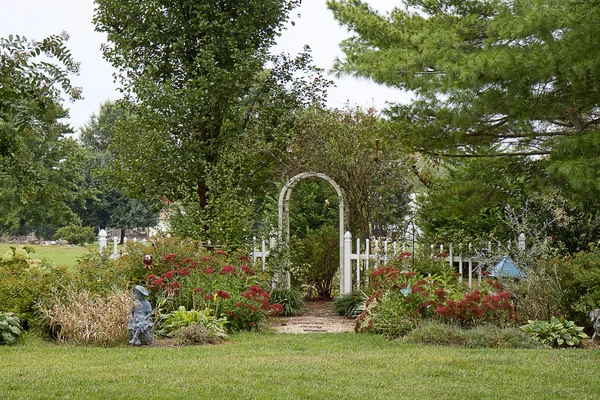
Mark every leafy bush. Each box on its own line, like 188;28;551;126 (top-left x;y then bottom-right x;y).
552;246;600;328
370;290;417;338
158;306;228;344
54;224;96;246
355;266;517;334
0;313;23;345
332;292;366;317
521;317;588;347
37;288;131;345
403;321;541;348
269;288;304;316
290;226;339;300
145;248;283;332
0;247;63;326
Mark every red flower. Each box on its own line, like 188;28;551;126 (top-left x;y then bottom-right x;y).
189;261;199;269
214;249;228;256
215;290;231;299
162;253;177;261
220;265;236;274
162;270;176;280
193;287;202;293
238;255;252;263
201;256;212;262
150;278;164;287
270;303;284;315
147;274;157;281
402;271;417;277
178;267;190;276
204;266;215;274
241;265;255;275
181;257;192;264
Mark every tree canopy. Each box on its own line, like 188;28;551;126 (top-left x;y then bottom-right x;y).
93;0;301;208
0;33;87;236
328;0;600;162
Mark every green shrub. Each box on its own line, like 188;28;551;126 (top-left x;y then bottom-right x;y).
371;291;417;338
0;313;23;345
269;288;304;316
403;321;541;348
159;306;228;344
332;291;366;317
521;317;588;347
0;247;62;326
54;224;96;246
552;246;600;327
37;288;131;345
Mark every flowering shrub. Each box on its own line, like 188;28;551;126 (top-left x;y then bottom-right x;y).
356;265;517;335
147;247;283;332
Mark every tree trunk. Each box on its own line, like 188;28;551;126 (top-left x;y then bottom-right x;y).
19;218;26;236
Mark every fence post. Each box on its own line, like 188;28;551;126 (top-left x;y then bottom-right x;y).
343;231;352;295
113;236;119;259
98;229;107;252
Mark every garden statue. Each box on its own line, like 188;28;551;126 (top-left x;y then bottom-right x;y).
590;308;600;342
128;285;153;345
143;254;153;269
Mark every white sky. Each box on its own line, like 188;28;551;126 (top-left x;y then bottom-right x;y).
1;0;410;131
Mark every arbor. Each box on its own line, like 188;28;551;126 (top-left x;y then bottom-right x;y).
93;0;300;208
0;33;87;236
328;1;600;163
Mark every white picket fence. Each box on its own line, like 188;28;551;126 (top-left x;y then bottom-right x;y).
252;231;526;294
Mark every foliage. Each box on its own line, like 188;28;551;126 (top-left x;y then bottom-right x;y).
53;224;96;246
290;225;339;299
268;288;304;316
158;306;228;344
0;33;88;237
93;0;301;211
403;321;542;349
0;247;62;326
551;245;600;328
144;247;283;332
355;265;517;334
332;292;367;317
285;107;413;236
0;312;23;345
37;288;131;345
521;317;588;347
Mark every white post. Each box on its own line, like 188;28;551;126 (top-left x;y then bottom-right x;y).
343;231;352;295
458;243;463;284
123;236;128;245
356;237;361;291
261;238;267;272
518;233;526;251
113;236;118;259
449;244;453;269
252;236;257;266
98;229;107;252
468;243;473;288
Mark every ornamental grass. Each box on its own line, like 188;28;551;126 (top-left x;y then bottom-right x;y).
38;288;131;345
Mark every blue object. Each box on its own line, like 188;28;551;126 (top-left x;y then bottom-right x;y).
489;256;526;278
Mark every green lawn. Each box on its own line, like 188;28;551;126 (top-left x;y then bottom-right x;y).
1;333;598;400
0;243;96;267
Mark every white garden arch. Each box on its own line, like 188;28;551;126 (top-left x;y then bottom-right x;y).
277;172;352;295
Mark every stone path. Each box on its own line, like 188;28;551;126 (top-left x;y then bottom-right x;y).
269;300;355;334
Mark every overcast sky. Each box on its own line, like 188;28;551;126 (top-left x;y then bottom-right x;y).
1;0;410;131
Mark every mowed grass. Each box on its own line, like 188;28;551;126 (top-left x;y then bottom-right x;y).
0;243;95;267
1;333;599;400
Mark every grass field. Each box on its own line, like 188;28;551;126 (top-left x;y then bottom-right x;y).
1;333;599;400
0;243;96;267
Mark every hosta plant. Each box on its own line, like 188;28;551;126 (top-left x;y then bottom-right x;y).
0;312;23;345
521;317;588;347
158;306;228;343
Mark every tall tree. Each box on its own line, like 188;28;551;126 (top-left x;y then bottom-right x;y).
284;107;414;237
93;0;300;209
0;33;86;236
327;0;600;164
